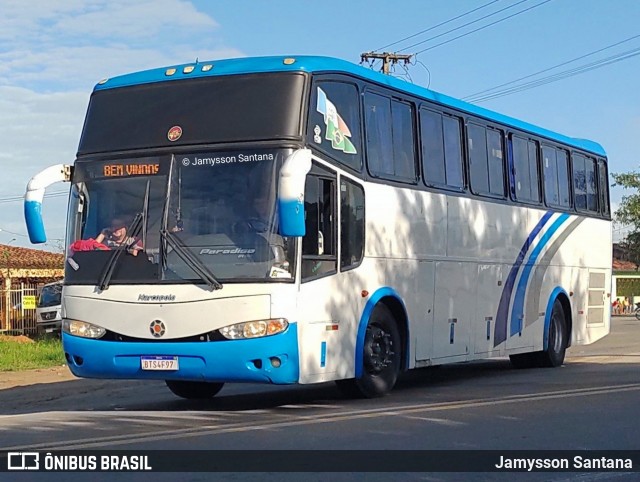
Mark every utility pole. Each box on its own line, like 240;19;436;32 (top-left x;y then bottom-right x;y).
360;52;413;75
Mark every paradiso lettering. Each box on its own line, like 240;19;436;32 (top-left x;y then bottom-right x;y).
103;164;160;177
200;248;256;257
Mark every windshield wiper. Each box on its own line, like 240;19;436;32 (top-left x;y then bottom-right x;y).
160;229;223;290
157;155;220;289
97;212;143;291
98;181;150;291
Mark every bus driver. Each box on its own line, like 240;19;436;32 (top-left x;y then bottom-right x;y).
95;218;143;256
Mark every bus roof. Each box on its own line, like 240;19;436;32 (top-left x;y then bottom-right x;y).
94;55;606;157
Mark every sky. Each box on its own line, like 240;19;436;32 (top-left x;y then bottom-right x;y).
1;0;639;250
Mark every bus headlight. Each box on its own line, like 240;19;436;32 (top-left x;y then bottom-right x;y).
218;318;288;340
62;319;106;339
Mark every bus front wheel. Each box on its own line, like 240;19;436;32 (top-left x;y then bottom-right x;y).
165;380;225;399
336;303;402;398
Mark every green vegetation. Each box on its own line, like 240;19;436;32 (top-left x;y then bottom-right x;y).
0;335;65;371
616;277;640;297
613;170;640;266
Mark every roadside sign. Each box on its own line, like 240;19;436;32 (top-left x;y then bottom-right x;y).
22;295;36;310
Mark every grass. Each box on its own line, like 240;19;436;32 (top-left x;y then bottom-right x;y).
0;335;66;371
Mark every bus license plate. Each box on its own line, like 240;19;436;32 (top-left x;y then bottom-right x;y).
141;356;179;371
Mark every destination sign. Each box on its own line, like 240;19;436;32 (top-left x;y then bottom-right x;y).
103;163;160;177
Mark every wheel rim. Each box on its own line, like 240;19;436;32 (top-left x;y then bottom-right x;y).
363;323;395;374
551;313;564;353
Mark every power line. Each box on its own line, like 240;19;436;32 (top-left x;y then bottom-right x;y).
0;228;28;238
466;45;640;102
412;0;553;55
463;33;640;101
0;190;67;201
0;191;68;205
397;0;531;53
0;227;64;241
374;0;501;52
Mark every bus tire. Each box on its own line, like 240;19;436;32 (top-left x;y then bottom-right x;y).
165;380;224;399
336;303;401;398
538;299;567;367
508;299;567;369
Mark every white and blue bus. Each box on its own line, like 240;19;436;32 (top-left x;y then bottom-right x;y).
24;56;611;398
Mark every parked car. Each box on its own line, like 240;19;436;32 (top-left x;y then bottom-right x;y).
36;281;62;334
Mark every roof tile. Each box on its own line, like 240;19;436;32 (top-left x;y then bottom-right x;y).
0;244;64;270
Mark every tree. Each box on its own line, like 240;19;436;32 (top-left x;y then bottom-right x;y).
619;232;640;270
612;171;640;228
612;170;640;270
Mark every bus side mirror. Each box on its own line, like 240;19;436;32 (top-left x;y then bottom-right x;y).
277;149;312;237
24;164;71;244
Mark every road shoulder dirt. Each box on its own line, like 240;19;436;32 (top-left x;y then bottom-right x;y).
0;365;77;390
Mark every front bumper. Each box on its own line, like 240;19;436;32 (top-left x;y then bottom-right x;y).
63;323;299;384
37;321;62;333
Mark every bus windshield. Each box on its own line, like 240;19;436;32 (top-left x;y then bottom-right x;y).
65;148;296;286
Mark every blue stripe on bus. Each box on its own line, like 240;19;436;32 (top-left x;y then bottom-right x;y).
355;287;409;379
509;213;570;337
494;211;553;347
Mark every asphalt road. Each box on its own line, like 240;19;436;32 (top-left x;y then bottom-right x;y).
1;316;640;481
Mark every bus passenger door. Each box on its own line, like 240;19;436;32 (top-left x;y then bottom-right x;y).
296;164;348;383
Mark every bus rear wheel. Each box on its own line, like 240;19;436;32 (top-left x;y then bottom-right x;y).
509;299;567;369
336;303;401;398
165;380;225;399
538;299;567;367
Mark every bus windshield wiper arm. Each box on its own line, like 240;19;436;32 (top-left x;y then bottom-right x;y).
97;212;143;291
98;181;150;291
160;229;223;290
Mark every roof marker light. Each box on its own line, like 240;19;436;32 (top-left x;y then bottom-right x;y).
283;58;296;65
183;65;195;74
165;68;177;76
98;78;108;85
201;64;213;72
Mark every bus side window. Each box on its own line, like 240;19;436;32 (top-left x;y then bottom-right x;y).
421;109;464;190
468;123;505;197
364;93;416;183
598;159;610;216
512;135;540;203
468;124;489;195
585;156;598;212
307;81;362;172
572;153;588;211
364;93;393;178
556;149;571;208
302;173;337;281
340;178;365;270
543;146;559;206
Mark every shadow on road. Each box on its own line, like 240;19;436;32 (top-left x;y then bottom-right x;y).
2;353;639;417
